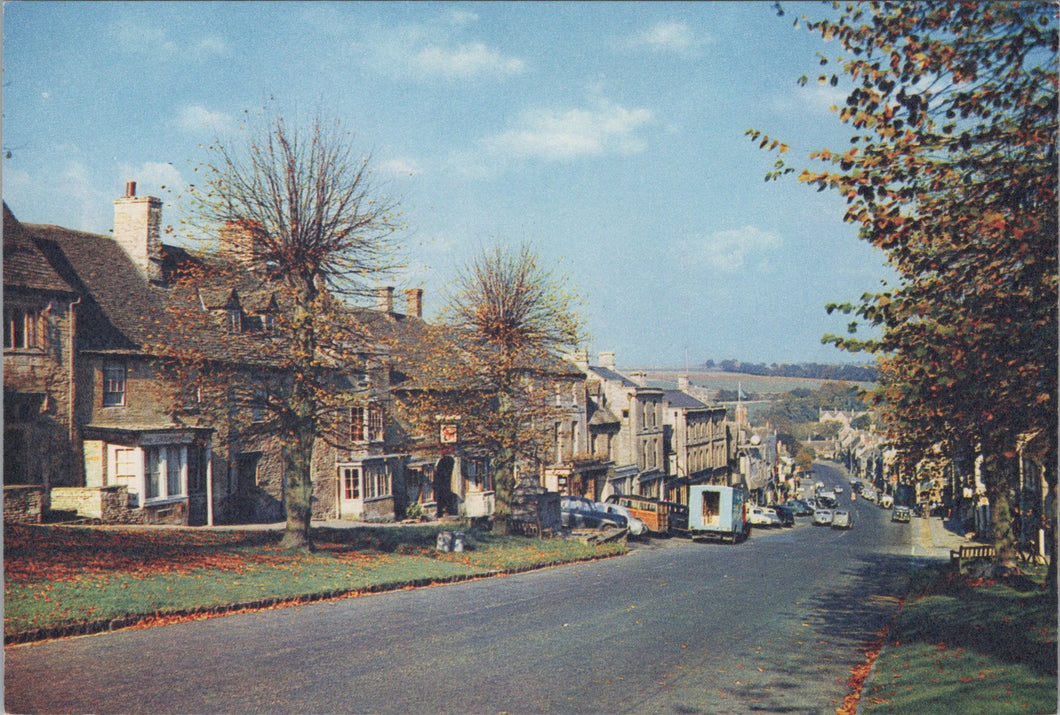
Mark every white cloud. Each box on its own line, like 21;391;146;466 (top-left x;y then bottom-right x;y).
410;42;525;79
689;226;783;273
109;20;227;61
447;9;479;26
486;99;653;162
376;157;423;178
176;104;235;135
117;161;186;196
630;21;709;55
61;161;114;232
358;22;525;81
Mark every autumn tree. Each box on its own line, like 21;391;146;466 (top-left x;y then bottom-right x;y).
752;2;1057;579
154;114;401;550
391;244;583;533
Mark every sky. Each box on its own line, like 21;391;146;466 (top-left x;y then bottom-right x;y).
2;1;895;369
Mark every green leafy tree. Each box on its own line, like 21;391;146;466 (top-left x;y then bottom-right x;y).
753;2;1057;580
154;113;401;551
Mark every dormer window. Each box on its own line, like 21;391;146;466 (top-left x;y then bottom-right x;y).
227;309;242;333
261;313;275;333
103;363;127;406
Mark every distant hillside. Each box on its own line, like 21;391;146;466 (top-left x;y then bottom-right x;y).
697;360;877;383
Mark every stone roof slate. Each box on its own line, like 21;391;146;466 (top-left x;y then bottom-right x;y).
3;204;79;296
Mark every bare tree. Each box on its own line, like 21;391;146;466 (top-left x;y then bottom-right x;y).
393;244;583;532
159;113;401;550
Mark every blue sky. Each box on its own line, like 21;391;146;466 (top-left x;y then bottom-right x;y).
3;1;893;368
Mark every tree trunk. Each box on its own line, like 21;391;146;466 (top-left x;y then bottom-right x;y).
984;447;1019;577
279;434;315;551
492;446;515;536
279;291;318;552
1045;474;1057;595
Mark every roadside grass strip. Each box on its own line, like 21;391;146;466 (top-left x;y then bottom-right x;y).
860;564;1057;714
4;524;626;642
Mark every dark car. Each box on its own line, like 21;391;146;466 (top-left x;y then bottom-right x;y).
784;499;814;517
774;504;796;527
661;501;690;537
560;496;628;530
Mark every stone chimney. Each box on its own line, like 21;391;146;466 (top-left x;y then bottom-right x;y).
677;375;690;391
375;286;394;314
568;349;589;371
113;181;163;282
219;219;266;264
405;288;423;318
599;351;616;369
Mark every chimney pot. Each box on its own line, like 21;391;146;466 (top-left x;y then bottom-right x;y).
126;181;136;198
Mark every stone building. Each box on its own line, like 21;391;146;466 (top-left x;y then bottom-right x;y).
660;387;729;504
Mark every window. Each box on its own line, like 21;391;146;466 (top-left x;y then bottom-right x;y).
350;406;365;442
4;305;41;350
227;309;242;333
145;445;185;502
464;460;492;492
368;404;384;441
351;404;384;442
362;464;390;500
341;466;360;500
103;363;126;407
114;448;140;506
251;388;267;422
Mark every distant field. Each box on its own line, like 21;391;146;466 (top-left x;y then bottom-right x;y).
631;369;874;395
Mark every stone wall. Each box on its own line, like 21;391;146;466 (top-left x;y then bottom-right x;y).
3;485;44;524
50;486;152;525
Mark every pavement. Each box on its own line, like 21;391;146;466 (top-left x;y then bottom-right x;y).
911;512;975;560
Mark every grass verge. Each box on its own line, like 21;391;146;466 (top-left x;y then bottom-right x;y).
4;523;627;643
858;563;1057;714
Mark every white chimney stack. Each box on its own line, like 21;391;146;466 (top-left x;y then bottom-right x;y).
375;286;394;314
113;181;163;282
599;351;616;369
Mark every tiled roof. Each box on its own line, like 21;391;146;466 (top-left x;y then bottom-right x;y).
3;204;78;295
587;365;639;388
662;389;710;410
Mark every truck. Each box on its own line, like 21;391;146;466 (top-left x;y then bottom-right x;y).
687;485;748;543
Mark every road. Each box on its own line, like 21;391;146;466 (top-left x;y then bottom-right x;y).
5;462;931;714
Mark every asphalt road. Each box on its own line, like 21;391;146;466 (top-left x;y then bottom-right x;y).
4;462;928;714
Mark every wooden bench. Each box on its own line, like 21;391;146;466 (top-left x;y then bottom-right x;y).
950;543;996;572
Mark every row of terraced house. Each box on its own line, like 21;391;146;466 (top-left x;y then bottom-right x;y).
3;184;781;528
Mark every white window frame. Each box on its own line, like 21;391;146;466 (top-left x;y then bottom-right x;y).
102;363;127;407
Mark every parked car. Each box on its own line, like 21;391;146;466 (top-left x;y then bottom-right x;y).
560;496;627;530
662;501;690;537
862;488;878;503
879;494;894;509
812;508;834;526
596;502;647;537
832;510;853;529
784;499;814;517
747;506;781;527
773;504;796;527
605;494;670;534
892;505;912;523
